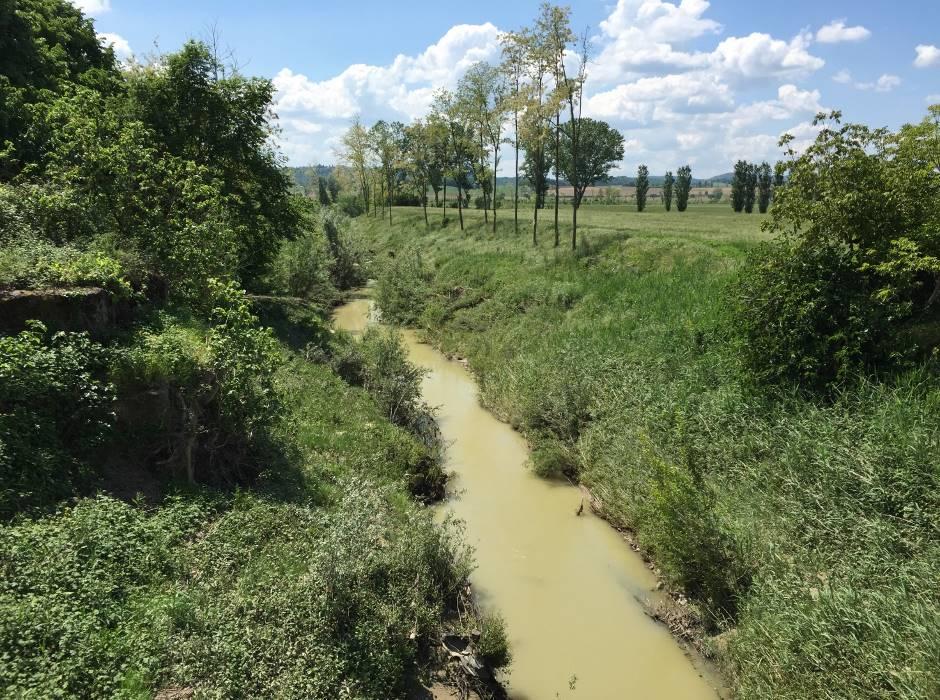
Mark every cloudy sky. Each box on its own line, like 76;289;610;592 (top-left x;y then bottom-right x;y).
79;0;939;176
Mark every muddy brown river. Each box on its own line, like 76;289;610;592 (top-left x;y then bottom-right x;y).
333;295;722;700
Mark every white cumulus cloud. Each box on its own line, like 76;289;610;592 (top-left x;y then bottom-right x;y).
271;0;831;173
816;20;871;44
914;44;940;68
855;74;901;92
71;0;111;15
97;32;131;60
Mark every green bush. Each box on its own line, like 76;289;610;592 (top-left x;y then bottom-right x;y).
171;481;469;698
375;249;432;325
269;228;335;301
322;208;368;290
729;241;893;389
476;612;512;670
0;323;114;517
0;496;213;698
730;110;940;390
0;234;131;295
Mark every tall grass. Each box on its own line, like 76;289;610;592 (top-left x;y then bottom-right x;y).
361;205;940;699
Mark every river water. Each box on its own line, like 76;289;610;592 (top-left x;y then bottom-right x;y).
333;296;721;700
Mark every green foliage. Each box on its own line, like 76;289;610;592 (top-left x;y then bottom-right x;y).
322;208;368;290
729;241;895;388
557;118;624;209
375;249;433;325
756;162;772;214
0;495;215;698
476;612;512;670
0;0;118;179
0;323;113;517
663;171;674;211
731;160;748;213
270;227;335;300
356;327;430;431
0;233;131;295
743;163;757;214
172;481;468;698
635;164;649;212
675;165;692;212
731;109;940;389
126;40;298;285
355;205;940;699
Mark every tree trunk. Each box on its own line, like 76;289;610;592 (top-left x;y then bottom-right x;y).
572;192;579;251
423;198;429;227
514;110;519;235
480;134;489;226
457;186;464;231
442;181;447;224
532;170;539;246
492;146;498;235
554;110;560;247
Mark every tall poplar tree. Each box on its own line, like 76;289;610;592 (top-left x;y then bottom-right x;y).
676;165;692;212
757;161;773;214
663;171;675;211
635;164;649;212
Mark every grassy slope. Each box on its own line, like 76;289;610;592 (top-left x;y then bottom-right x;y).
357;204;940;700
0;300;467;699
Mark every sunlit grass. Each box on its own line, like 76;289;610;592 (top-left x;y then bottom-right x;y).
359;204;940;700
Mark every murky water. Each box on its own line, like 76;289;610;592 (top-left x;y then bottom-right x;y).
334;296;721;700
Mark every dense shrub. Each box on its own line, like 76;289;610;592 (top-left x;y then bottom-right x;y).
172;481;469;698
0;324;114;517
375;249;432;325
322;208;368;290
0;233;132;294
269;228;335;300
114;282;281;485
0;496;214;698
731;109;940;390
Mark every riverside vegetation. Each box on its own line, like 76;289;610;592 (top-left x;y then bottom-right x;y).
358;110;940;700
0;1;509;697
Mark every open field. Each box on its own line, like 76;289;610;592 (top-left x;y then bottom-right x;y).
357;204;940;700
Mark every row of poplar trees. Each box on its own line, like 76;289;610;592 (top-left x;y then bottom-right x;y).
634;165;694;212
340;3;627;250
731;160;784;214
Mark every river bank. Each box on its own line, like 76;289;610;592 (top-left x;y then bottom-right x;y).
334;291;724;699
352;206;940;700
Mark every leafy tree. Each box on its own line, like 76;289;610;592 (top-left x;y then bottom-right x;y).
663;171;675;211
403;120;434;226
731;108;940;388
522;144;552;210
500;31;527;233
757;162;772;213
127;41;297;285
340;118;371;214
557;118;623;228
327;174;340;202
675;165;692;212
0;0;118;179
731;160;748;212
537;3;575;246
457;62;508;233
635;164;649;212
743;163;758;213
318;178;330;206
19;86;238;301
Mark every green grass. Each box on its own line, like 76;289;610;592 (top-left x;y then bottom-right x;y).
0;299;469;699
359;204;940;700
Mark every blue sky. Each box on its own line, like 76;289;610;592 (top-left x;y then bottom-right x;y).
79;0;939;175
